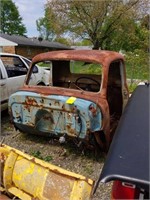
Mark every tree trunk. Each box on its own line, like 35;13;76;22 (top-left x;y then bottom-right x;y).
92;40;100;50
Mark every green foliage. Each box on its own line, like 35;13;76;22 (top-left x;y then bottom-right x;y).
125;49;149;92
70;61;102;74
37;0;148;50
35;0;148;85
83;163;94;175
128;83;138;93
36;6;56;41
76;39;92;46
54;37;71;46
31;150;53;162
0;0;27;35
125;49;149;81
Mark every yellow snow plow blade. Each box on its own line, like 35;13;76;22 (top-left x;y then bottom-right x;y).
0;144;94;200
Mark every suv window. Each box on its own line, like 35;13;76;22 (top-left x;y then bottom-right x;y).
22;57;31;66
1;56;28;78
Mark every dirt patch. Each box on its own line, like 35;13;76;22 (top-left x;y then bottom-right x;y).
1;110;112;200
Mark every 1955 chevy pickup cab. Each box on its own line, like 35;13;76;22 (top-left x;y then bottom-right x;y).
8;50;129;151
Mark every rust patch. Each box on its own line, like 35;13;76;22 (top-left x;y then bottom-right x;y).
0;194;10;200
32;50;124;67
66;125;76;136
66;113;72;121
43;172;72;200
43;114;54;124
54;100;60;106
24;97;38;112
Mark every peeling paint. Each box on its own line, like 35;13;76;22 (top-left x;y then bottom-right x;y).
8;50;129;151
0;145;94;200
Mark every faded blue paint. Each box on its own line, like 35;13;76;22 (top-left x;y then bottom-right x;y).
9;91;102;139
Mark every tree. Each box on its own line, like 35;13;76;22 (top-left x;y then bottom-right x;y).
36;6;57;41
103;16;149;52
0;0;27;35
37;0;148;49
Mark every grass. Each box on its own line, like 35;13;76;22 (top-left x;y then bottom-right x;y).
70;61;102;75
128;83;138;93
126;63;149;93
30;150;53;162
126;65;149;81
83;163;94;175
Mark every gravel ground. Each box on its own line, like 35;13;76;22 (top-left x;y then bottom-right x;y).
1;110;112;200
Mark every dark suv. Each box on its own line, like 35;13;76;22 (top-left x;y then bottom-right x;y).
97;83;149;199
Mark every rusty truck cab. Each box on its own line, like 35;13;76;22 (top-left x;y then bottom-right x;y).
9;50;129;151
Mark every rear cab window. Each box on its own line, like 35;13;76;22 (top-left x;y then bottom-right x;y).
28;59;102;93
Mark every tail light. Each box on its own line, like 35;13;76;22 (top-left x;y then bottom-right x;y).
111;180;140;199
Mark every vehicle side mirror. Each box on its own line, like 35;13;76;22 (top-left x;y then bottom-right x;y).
32;65;38;73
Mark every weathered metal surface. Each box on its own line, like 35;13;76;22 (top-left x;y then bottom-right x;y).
31;50;124;67
9;91;102;139
0;194;10;200
0;144;94;200
9;50;129;151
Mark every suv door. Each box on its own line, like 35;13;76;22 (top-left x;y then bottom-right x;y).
1;55;28;96
0;60;8;111
0;60;8;102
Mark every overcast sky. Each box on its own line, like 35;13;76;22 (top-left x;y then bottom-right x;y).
13;0;47;37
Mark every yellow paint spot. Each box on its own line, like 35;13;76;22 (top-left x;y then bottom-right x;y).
66;97;76;104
